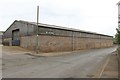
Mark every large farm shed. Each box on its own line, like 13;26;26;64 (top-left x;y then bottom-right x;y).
3;20;113;53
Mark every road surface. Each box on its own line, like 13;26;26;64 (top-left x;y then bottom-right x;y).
2;46;117;78
0;45;2;79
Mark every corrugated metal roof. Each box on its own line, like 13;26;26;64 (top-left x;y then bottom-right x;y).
18;20;113;37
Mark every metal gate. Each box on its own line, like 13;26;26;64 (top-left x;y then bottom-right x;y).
12;29;20;46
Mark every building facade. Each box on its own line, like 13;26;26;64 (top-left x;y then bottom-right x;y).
3;20;113;53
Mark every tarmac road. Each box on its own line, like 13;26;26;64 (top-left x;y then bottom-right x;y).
0;45;2;79
2;46;117;78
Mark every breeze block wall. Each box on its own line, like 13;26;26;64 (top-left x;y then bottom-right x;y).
20;35;37;51
3;38;12;46
38;35;73;52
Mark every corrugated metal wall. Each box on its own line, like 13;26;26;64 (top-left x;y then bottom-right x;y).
3;21;36;39
38;26;112;40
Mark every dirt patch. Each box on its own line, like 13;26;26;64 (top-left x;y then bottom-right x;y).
2;46;32;54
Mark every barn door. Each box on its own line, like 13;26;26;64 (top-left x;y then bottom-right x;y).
12;29;20;46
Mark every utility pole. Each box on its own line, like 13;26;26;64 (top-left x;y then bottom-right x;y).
36;6;39;54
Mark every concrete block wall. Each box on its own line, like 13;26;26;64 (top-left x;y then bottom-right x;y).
20;35;73;52
38;35;73;52
74;37;87;50
17;34;113;53
100;39;113;48
3;38;12;46
20;35;37;51
74;37;102;50
3;34;113;53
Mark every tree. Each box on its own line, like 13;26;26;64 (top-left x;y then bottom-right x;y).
115;28;120;44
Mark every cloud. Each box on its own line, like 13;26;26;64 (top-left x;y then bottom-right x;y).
0;0;119;36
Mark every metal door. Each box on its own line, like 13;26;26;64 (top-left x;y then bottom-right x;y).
12;29;20;46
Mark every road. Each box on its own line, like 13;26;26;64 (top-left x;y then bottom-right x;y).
0;45;2;79
2;46;117;78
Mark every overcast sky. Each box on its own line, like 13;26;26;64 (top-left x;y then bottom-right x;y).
0;0;119;36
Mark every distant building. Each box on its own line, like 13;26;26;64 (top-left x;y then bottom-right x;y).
0;31;3;44
3;20;113;53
